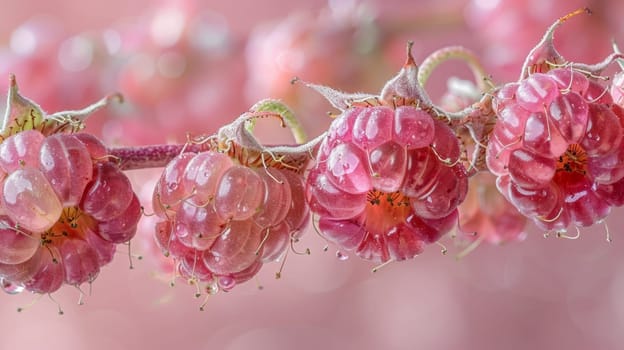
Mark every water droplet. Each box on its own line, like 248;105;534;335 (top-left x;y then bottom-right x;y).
218;276;235;291
1;278;24;295
206;281;219;295
336;250;349;261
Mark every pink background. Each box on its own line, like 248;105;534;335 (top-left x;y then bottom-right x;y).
1;1;624;349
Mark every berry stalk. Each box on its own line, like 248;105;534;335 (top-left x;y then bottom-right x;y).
108;143;210;171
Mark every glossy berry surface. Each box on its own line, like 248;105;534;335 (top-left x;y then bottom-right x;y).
152;149;309;292
307;104;467;263
487;68;624;231
0;130;141;294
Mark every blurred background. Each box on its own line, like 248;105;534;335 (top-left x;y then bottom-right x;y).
1;0;624;349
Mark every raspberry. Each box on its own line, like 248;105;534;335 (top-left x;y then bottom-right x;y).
0;83;139;295
152;102;312;294
153;150;310;292
457;172;527;250
487;66;624;231
305;45;467;264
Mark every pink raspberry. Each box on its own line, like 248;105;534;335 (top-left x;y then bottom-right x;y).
487;67;624;231
308;105;465;263
0;80;139;295
457;172;527;248
151;104;312;294
304;44;468;264
152;150;309;292
0;130;141;294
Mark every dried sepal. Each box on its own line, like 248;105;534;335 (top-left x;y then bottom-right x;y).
516;9;624;80
1;75;46;140
519;8;590;78
216;101;322;174
1;75;122;141
379;42;433;108
292;78;376;112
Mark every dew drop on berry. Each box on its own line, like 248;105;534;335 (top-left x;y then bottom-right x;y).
217;275;236;292
326;142;372;194
1;277;24;294
2;168;62;232
336;250;349;261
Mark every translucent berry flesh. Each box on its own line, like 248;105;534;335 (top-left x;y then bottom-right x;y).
487;68;624;231
152;149;310;293
0;131;141;294
307;104;467;263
